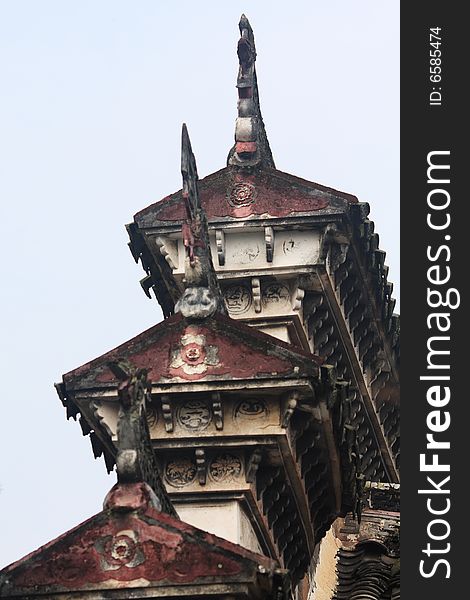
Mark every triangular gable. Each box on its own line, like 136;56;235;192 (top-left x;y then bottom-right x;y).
0;483;283;597
63;313;322;392
134;166;358;226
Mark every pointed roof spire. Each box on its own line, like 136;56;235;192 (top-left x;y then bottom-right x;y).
176;124;226;318
181;122;200;223
228;14;275;169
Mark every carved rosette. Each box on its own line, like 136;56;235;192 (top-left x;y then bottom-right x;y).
165;458;197;488
95;530;144;571
169;329;219;380
228;182;257;207
209;454;243;483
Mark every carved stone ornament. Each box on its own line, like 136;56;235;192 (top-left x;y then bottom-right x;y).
175;286;218;320
146;404;158;429
195;448;207;485
262;283;290;308
161;395;174;432
211;392;224;430
177;400;212;431
228;182;257;207
235;399;268;418
165;458;197;487
94;530;144;571
252;277;261;313
209;454;243;482
224;284;252;314
169;329;220;379
292;286;305;312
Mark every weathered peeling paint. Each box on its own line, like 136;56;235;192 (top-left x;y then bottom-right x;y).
0;482;283;597
134;166;357;227
62;313;322;393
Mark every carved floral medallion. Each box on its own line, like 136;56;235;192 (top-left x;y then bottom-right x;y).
228;182;257;207
165;458;197;487
95;530;144;571
209;454;243;482
169;328;219;380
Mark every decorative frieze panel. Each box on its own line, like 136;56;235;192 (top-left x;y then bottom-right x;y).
145;227;323;290
81;393;288;447
222;277;306;326
207;228;322;274
163;450;245;491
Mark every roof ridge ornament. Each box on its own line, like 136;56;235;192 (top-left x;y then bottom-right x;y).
106;359;178;517
176;124;227;319
228;14;275;169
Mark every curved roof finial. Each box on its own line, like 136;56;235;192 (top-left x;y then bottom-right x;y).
177;124;226;319
228;14;275;169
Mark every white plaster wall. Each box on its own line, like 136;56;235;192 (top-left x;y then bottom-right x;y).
207;228;321;273
309;526;340;600
257;324;291;344
174;500;263;554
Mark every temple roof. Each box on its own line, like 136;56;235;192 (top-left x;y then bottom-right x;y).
133;14;357;229
0;482;288;599
134;165;358;227
61;312;323;395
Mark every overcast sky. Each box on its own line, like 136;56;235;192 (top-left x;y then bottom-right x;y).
0;1;399;567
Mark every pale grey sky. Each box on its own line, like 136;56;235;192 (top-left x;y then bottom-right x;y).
0;1;399;567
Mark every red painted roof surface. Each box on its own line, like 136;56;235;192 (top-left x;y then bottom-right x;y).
135;166;358;227
0;482;279;597
63;312;322;392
